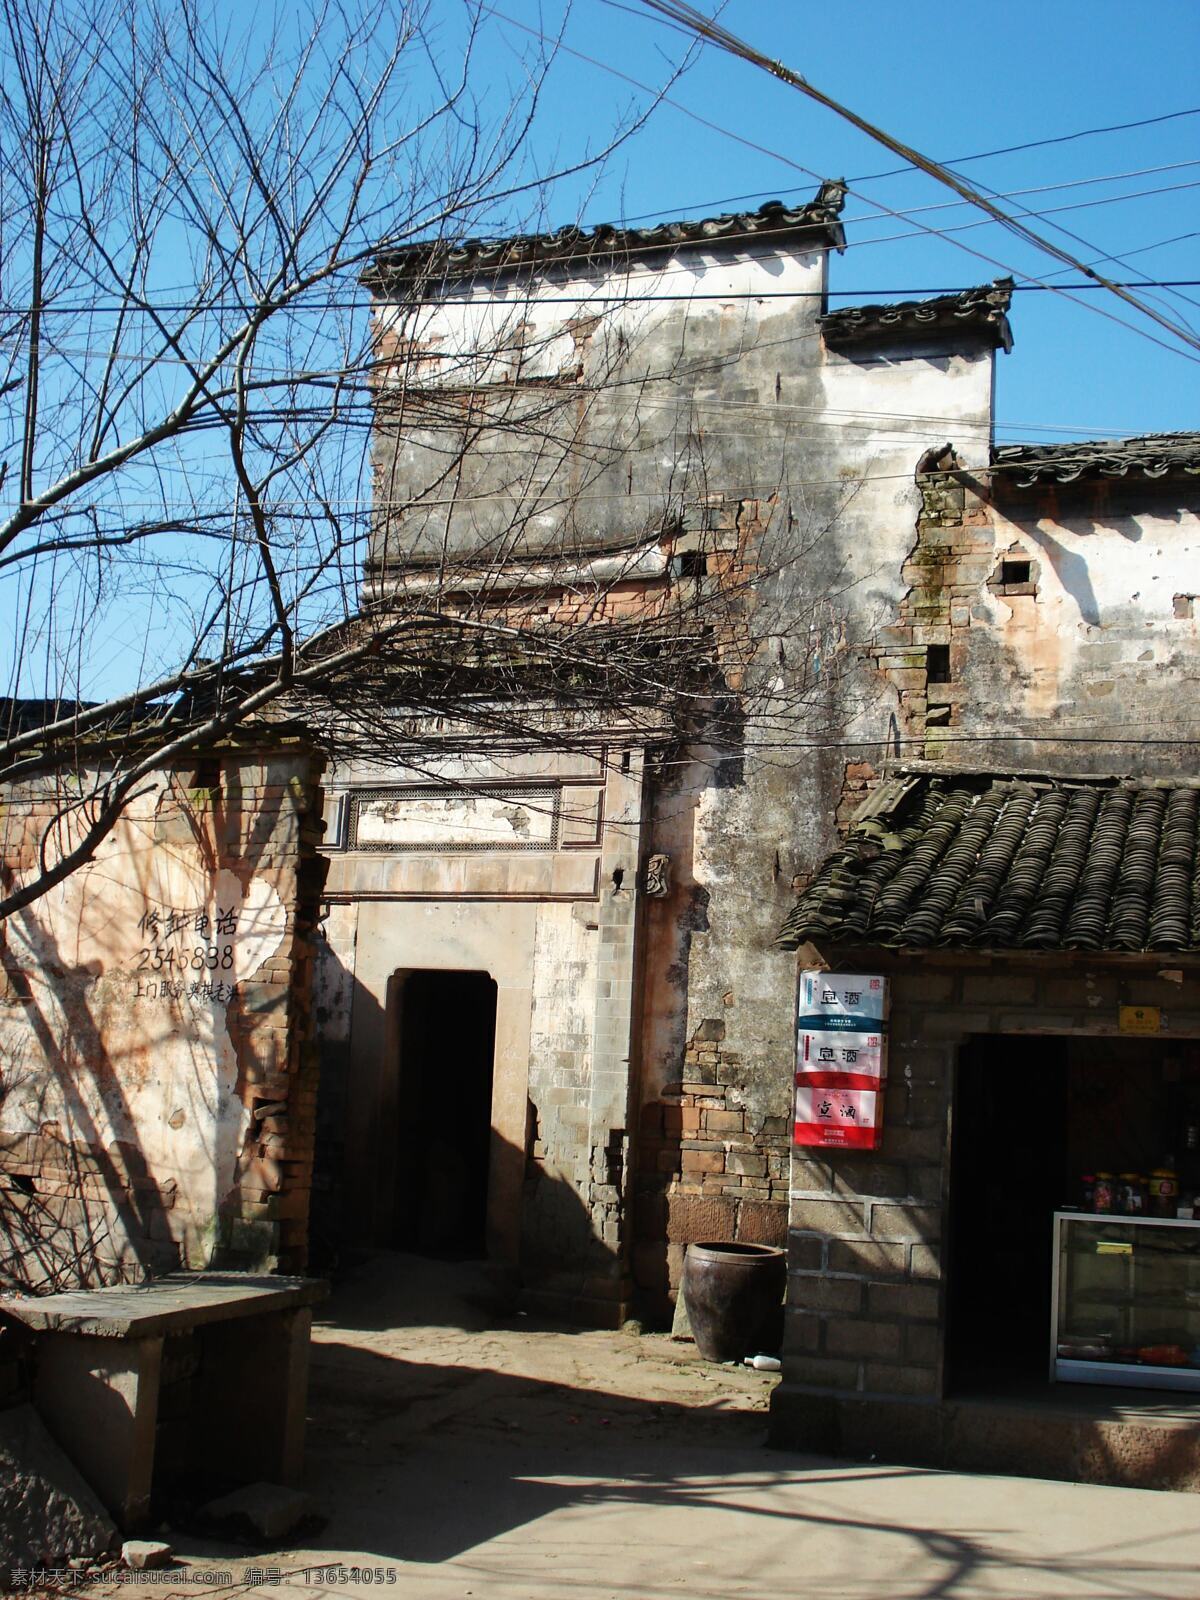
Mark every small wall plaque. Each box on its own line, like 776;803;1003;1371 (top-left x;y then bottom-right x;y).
1119;1005;1162;1036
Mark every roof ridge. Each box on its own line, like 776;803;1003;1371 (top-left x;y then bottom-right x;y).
365;181;848;289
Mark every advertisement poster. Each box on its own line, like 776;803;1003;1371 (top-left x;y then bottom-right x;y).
795;971;889;1148
793;1084;882;1150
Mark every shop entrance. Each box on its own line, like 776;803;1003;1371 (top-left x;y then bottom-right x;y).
392;969;497;1259
947;1033;1200;1394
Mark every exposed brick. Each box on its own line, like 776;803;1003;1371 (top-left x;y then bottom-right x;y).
737;1201;787;1245
783;1355;860;1391
667;1194;736;1242
863;1362;938;1397
867;1282;940;1322
909;1244;942;1279
829;1160;911;1201
904;1323;940;1365
789;1236;824;1272
827;1239;909;1278
881;1126;946;1163
789;1198;866;1236
788;1274;862;1315
790;1157;834;1192
681;1150;725;1175
825;1318;903;1360
867;1203;942;1243
703;1109;744;1134
783;1311;823;1353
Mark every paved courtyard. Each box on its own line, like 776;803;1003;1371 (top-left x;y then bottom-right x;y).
67;1254;1200;1600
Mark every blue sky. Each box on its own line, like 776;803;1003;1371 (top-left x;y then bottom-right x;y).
2;0;1196;709
473;0;1200;442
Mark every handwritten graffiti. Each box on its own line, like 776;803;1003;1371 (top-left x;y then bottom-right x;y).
133;977;239;1004
133;904;241;1002
136;945;234;972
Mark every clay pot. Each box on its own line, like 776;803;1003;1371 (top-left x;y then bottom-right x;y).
682;1241;786;1363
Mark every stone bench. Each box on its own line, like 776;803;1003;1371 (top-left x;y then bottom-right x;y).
0;1271;328;1530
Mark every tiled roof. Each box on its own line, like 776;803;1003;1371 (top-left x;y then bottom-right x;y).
993;433;1200;490
364;183;847;288
777;774;1200;953
820;278;1014;353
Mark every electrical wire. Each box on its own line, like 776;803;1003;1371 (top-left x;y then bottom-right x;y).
477;3;1200;367
2;163;1195;322
596;111;1200;223
5;446;1197;513
632;0;1200;357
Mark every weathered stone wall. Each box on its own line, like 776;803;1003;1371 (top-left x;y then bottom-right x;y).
870;457;1200;771
771;952;1200;1463
0;749;326;1290
367;245;830;571
630;333;999;1316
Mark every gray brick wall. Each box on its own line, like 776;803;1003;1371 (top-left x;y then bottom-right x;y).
776;953;1200;1415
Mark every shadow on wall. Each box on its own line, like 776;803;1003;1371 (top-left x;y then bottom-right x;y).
0;760;320;1292
1;911;181;1292
309;940;617;1314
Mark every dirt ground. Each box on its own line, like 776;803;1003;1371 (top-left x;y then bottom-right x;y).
66;1252;776;1597
60;1252;1200;1600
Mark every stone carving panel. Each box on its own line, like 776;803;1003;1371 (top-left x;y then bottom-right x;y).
349;785;559;852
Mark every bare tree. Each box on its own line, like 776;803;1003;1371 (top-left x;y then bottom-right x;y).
0;0;858;923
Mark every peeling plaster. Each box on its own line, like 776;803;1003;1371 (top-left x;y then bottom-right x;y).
0;780;289;1264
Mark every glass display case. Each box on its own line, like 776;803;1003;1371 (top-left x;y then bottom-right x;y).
1052;1212;1200;1391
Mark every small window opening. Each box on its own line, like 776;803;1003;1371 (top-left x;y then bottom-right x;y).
671;550;708;578
1000;559;1031;586
190;758;222;793
926;644;951;683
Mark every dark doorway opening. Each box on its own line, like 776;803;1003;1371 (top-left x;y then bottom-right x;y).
948;1035;1069;1391
393;969;497;1259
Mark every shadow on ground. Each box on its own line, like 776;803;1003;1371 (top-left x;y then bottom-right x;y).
90;1253;1200;1600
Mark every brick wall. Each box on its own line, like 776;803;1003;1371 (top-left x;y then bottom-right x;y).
634;1018;790;1316
772;953;1200;1452
868;454;994;760
0;747;326;1290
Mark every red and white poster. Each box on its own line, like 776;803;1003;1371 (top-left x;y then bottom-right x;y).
794;971;889;1148
794;1084;882;1150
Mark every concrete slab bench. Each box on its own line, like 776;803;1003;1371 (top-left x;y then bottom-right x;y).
0;1272;328;1530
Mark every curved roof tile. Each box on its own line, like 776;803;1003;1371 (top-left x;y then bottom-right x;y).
778;773;1200;954
993;433;1200;490
365;182;848;290
820;278;1014;353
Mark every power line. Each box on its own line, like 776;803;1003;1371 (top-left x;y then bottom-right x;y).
3;279;1199;319
634;1;1200;362
608;142;1200;226
5;446;1197;513
481;3;1200;369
